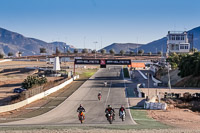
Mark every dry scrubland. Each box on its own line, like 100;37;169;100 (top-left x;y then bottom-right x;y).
0;129;199;133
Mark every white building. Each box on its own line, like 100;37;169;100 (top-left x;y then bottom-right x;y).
167;31;190;54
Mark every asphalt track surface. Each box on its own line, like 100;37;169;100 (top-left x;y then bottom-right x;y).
1;66;135;126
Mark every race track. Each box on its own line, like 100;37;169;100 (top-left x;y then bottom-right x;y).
1;66;135;126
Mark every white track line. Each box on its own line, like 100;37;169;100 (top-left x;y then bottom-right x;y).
137;70;147;79
104;81;112;108
122;67;136;124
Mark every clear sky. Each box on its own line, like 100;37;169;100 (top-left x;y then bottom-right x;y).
0;0;200;50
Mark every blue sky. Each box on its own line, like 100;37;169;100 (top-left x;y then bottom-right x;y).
0;0;200;49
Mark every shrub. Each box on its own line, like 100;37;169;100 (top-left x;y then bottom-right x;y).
22;76;47;89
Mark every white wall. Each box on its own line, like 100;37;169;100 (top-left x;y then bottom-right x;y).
0;75;79;113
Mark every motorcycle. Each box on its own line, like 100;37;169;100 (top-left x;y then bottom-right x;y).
106;110;114;124
78;111;85;124
107;113;113;124
98;94;101;101
104;81;107;87
119;111;125;121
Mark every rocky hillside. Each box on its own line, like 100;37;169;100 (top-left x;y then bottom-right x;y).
0;27;74;56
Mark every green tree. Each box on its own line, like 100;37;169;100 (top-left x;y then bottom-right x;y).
178;52;200;77
129;51;134;56
109;49;115;55
120;50;125;56
82;48;88;54
8;52;14;57
74;49;78;54
138;49;144;56
22;76;47;89
92;49;96;54
190;48;198;53
0;53;4;59
40;48;46;54
167;52;183;69
100;49;106;55
67;50;71;54
55;47;61;56
157;51;162;56
148;52;152;56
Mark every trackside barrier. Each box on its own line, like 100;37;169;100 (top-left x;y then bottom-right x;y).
0;59;12;63
151;75;162;86
144;102;167;110
0;75;79;113
137;84;142;98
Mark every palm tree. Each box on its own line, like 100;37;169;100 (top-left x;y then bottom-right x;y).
92;49;96;54
40;48;46;54
0;53;4;59
8;52;14;57
100;49;106;55
55;47;61;56
109;49;115;56
148;52;152;56
138;49;144;56
120;50;125;56
74;49;78;54
67;50;71;54
129;51;134;56
157;51;162;56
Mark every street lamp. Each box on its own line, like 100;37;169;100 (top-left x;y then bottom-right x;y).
146;72;150;100
93;41;98;59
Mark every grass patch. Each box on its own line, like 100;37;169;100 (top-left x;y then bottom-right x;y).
81;70;97;79
130;108;172;129
123;68;130;78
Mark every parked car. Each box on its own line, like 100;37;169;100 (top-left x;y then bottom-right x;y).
13;88;26;93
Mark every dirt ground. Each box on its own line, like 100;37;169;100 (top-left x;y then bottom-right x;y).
0;61;97;105
148;108;200;130
1;60;200;132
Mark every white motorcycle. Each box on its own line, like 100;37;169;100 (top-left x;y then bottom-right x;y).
104;81;107;87
119;111;126;121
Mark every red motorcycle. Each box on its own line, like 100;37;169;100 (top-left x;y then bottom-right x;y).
78;111;85;124
98;94;101;101
107;112;114;124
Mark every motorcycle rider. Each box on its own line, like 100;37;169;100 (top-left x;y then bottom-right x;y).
105;105;115;120
77;104;85;112
98;91;102;97
77;104;85;118
104;81;107;87
119;105;126;117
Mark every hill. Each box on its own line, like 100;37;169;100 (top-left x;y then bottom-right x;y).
101;43;143;54
137;26;200;53
0;27;74;56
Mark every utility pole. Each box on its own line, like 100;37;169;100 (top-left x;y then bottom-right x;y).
94;41;98;59
167;63;171;93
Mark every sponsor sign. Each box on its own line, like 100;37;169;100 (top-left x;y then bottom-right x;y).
75;59;100;64
75;59;131;65
106;59;131;65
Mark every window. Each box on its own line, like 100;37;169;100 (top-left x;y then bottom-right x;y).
180;44;185;49
180;44;189;49
171;44;175;50
181;35;184;40
176;44;179;50
176;36;180;40
172;35;175;40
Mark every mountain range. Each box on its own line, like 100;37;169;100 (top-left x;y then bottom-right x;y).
0;28;74;56
102;26;200;53
0;26;200;56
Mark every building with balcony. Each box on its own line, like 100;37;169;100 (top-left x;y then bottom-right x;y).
167;31;191;54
